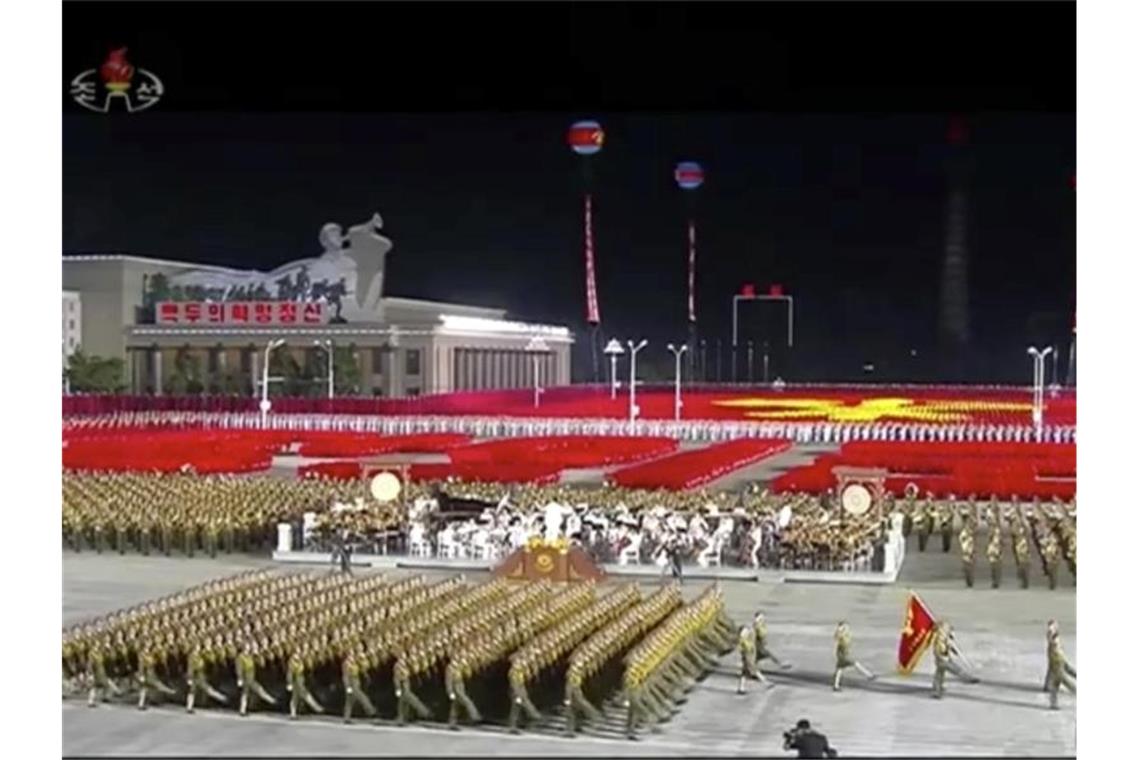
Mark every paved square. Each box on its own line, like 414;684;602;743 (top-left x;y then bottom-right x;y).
62;540;1075;757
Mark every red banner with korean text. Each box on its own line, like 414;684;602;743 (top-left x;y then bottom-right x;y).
897;591;938;675
156;301;329;325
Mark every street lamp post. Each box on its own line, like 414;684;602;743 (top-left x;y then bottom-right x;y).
627;339;648;422
699;339;707;382
313;339;334;400
667;343;688;421
1027;346;1054;433
260;339;286;427
526;336;550;409
603;338;624;400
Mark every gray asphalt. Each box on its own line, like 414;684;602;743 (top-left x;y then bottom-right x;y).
62;535;1076;757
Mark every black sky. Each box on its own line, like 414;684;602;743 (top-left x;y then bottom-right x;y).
62;2;1076;383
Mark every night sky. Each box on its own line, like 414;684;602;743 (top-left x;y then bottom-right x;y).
62;2;1075;383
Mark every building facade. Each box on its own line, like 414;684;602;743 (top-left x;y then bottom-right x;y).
63;213;573;396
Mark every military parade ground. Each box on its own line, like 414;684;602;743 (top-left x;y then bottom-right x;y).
62;531;1075;757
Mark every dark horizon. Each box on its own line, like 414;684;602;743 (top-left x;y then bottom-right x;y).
62;2;1076;384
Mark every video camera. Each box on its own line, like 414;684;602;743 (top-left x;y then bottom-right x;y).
783;721;838;758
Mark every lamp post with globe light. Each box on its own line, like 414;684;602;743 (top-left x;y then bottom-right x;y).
1027;346;1054;433
603;339;624;399
260;339;286;427
313;339;334;400
627;339;648;422
526;336;550;409
667;343;688;421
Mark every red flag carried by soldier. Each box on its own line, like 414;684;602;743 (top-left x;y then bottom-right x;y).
897;591;937;675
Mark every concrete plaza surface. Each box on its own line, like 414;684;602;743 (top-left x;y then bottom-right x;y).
63;542;1076;757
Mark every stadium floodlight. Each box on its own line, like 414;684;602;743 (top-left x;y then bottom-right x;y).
603;339;624;399
313;339;334;400
667;343;688;421
627;339;648;422
526;336;550;409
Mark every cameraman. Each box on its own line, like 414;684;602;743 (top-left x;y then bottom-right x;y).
784;719;837;759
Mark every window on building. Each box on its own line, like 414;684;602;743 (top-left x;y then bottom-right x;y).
372;386;385;397
372;347;387;375
406;349;421;376
406;386;420;397
68;319;75;330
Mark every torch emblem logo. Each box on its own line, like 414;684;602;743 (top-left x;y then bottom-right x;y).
70;48;164;113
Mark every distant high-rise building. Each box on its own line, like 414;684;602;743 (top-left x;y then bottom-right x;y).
939;117;971;348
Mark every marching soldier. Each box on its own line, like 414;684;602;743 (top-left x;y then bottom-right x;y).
939;500;955;553
394;649;431;726
86;636;122;707
986;511;1003;588
752;612;791;670
1040;528;1061;590
136;638;178;709
832;621;877;691
737;625;765;693
959;512;976;588
341;644;376;723
236;642;277;716
914;496;932;552
286;644;324;719
507;654;543;733
1012;521;1032;589
1044;620;1076;710
186;641;227;713
445;651;480;729
563;656;600;737
931;621;979;698
901;483;918;539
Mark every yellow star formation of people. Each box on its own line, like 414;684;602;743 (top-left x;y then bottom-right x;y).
711;397;1033;423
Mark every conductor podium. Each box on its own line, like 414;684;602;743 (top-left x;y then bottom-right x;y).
493;537;606;583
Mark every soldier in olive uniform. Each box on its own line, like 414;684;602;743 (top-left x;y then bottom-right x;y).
394;650;430;726
915;497;933;552
1044;620;1076;709
136;638;178;710
1040;530;1061;590
930;620;979;698
1012;521;1032;589
186;641;227;713
752;612;791;670
986;509;1004;588
236;642;277;716
341;645;376;723
940;501;955;553
736;624;765;693
832;621;877;691
508;655;543;733
445;651;480;728
86;636;122;707
287;644;324;719
959;512;976;588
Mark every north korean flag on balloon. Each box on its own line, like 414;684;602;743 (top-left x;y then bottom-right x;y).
567;120;605;155
897;591;938;675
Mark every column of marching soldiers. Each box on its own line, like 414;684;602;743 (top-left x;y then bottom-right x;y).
62;570;748;739
899;494;1076;589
